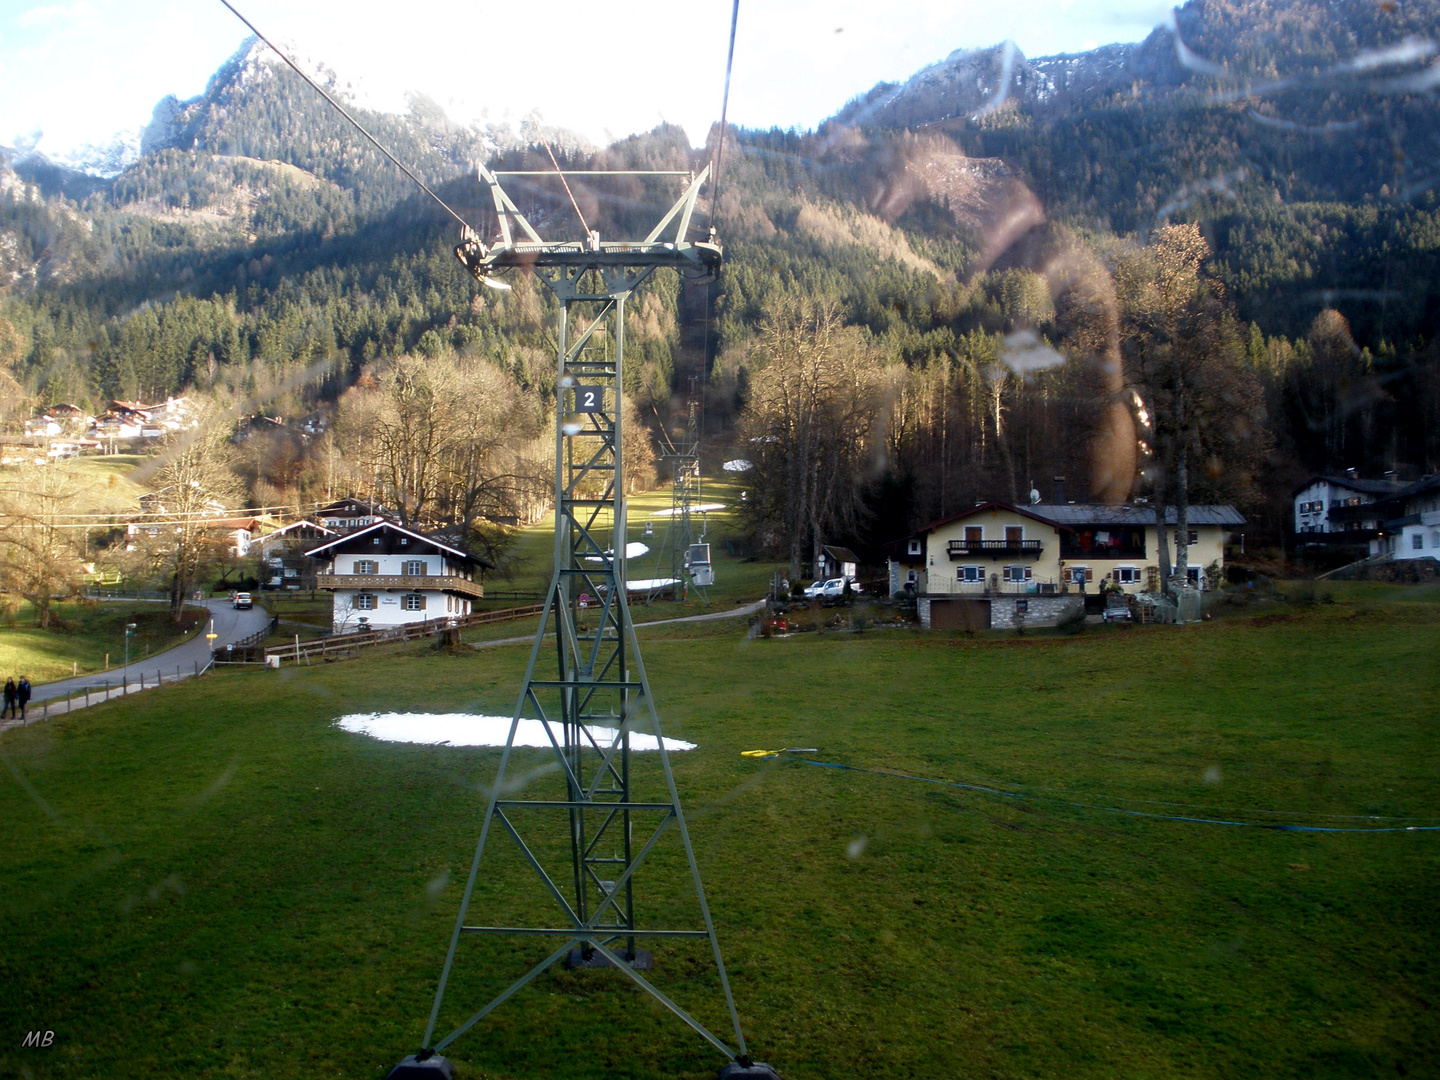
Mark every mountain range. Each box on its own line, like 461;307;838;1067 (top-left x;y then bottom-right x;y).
1;0;1438;525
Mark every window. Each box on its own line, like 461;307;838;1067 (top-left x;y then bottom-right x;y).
1003;565;1031;583
1431;531;1440;549
907;539;921;556
353;559;377;574
1413;533;1425;551
354;593;375;610
1071;566;1093;584
399;537;408;545
403;594;426;611
372;536;381;546
906;569;918;584
404;559;426;576
1114;566;1140;584
1186;565;1201;585
959;565;983;583
1190;530;1199;545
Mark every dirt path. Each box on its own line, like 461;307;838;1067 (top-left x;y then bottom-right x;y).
470;599;765;650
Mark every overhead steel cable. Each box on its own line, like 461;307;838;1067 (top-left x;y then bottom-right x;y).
709;0;741;231
214;0;476;232
533;122;591;235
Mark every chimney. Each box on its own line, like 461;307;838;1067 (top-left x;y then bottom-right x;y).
1345;467;1358;478
1052;476;1066;505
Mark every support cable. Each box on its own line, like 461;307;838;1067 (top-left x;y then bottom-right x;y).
709;0;741;231
535;123;591;236
215;0;476;232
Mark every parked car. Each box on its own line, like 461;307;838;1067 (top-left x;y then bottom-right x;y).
1101;603;1131;623
803;578;863;600
233;592;253;610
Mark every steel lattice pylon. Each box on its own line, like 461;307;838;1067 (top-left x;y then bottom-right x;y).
400;166;769;1080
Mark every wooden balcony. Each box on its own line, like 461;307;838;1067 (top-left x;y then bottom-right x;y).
946;539;1043;559
317;573;484;598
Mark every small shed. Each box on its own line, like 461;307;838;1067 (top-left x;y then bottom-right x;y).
818;545;860;580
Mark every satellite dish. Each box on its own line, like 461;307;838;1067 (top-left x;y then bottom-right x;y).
1029;487;1041;505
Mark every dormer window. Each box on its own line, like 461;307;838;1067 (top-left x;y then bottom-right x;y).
907;540;921;556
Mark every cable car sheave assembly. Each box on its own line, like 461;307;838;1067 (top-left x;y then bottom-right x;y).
388;168;778;1080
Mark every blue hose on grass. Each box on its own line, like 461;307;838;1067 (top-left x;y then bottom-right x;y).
761;755;1440;834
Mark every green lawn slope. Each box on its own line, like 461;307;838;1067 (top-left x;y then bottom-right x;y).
1;595;1436;1079
0;600;207;684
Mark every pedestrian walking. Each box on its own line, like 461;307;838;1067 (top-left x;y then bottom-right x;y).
2;678;15;719
17;676;30;720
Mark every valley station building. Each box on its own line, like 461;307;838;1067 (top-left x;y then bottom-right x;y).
305;520;490;633
884;501;1244;627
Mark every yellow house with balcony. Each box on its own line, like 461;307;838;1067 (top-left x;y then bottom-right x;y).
888;501;1244;624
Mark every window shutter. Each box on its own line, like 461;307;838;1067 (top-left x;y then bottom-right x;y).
1085;567;1093;582
419;594;427;610
1025;566;1033;580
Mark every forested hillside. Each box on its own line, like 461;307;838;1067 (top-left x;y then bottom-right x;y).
1;0;1438;565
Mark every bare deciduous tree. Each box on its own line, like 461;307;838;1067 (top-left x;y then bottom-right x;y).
335;352;551;549
740;299;884;578
0;462;84;627
139;408;245;622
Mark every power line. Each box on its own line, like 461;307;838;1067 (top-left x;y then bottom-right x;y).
214;0;476;232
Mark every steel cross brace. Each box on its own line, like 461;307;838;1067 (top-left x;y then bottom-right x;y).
424;166;746;1070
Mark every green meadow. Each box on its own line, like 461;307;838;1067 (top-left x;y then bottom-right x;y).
1;590;1436;1079
0;601;206;685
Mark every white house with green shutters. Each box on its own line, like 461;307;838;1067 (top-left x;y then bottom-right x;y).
306;520;490;633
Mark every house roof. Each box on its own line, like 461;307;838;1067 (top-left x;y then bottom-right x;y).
304;519;494;567
262;519;337;539
888;500;1246;548
914;500;1061;536
316;497;382;516
1290;475;1405;498
1028;503;1247;527
822;545;860;564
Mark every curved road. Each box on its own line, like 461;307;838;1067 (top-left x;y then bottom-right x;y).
29;598;273;703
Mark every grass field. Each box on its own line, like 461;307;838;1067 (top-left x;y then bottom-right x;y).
1;587;1436;1080
0;600;206;684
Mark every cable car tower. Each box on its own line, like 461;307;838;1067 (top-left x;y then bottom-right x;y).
391;166;776;1080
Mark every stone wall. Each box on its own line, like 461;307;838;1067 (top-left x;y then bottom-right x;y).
989;595;1082;630
920;594;1083;629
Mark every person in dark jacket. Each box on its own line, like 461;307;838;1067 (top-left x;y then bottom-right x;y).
3;678;15;719
17;676;31;720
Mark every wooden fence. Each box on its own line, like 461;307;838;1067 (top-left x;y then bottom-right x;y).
218;604;544;666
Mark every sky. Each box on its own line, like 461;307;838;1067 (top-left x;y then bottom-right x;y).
0;0;1174;163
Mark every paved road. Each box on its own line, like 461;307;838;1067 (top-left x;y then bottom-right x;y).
29;598;273;703
470;598;766;650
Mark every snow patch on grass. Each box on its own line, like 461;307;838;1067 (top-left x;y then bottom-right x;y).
335;712;695;751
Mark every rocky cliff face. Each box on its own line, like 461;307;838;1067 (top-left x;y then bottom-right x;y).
825;30;1190;134
825;0;1440;135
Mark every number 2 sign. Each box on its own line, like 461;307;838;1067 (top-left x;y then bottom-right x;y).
575;386;604;412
